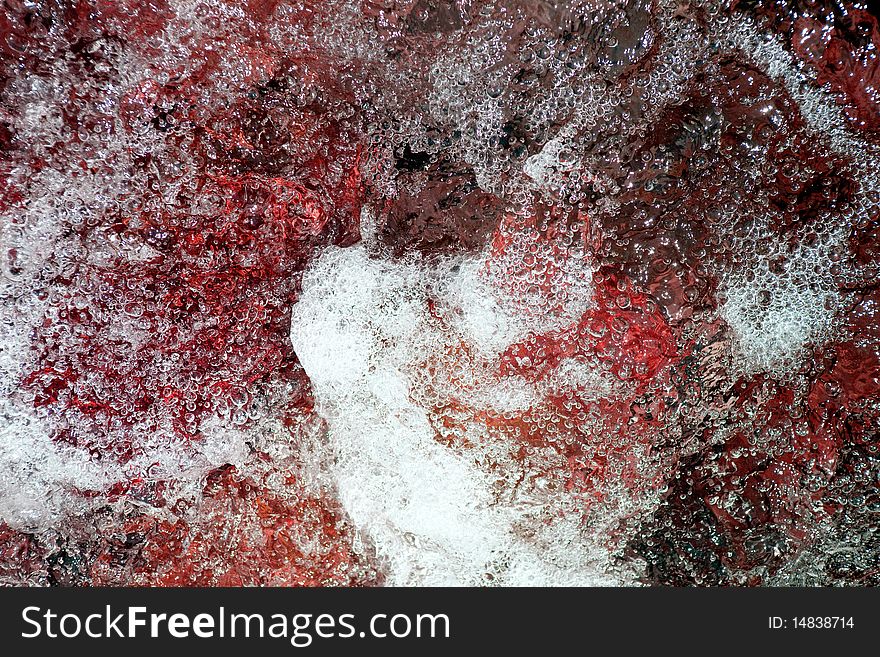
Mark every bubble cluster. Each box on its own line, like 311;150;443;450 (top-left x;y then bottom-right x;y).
0;0;878;586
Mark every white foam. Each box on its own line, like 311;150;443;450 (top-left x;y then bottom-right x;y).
0;399;117;531
719;235;842;374
290;240;623;585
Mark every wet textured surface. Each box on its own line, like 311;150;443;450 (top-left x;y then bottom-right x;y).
0;0;878;586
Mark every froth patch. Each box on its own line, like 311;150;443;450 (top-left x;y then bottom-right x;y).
0;400;117;531
719;238;841;374
290;242;617;585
